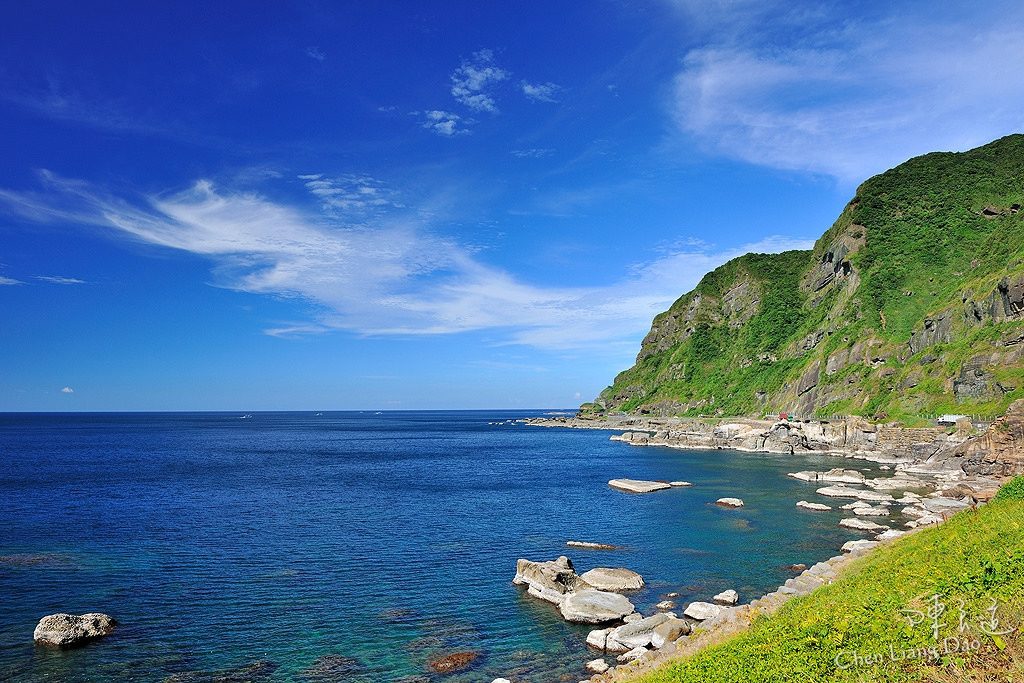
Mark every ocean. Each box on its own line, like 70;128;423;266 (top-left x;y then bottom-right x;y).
0;411;884;681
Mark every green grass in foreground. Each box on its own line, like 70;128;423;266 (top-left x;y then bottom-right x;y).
637;477;1024;683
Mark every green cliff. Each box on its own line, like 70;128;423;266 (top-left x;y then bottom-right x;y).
589;135;1024;423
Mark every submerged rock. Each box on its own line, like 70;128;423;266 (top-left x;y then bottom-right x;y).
33;613;116;648
608;479;672;493
166;661;278;682
559;589;635;623
427;651;479;674
300;654;363;681
580;567;644;592
586;658;610;674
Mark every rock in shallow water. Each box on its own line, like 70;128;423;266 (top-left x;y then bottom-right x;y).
33;613;116;648
796;500;832;511
512;556;587;604
839;518;889;531
586;658;610;673
300;654;363;681
608;479;672;494
580;567;644;592
559;589;635;623
713;589;738;605
427;651;479;673
715;497;745;508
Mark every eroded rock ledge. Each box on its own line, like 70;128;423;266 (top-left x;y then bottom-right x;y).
525;400;1024;481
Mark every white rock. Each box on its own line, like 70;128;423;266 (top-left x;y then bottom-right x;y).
580;568;644;592
715;497;744;508
853;505;890;517
839;518;889;531
493;679;512;683
796;501;832;511
876;530;906;541
560;589;635;624
586;658;610;674
33;613;117;648
608;479;672;494
622;613;643;623
842;539;879;553
841;501;871;510
586;628;611;650
617;646;649;663
669;481;693;487
683;601;723;621
606;613;672;650
655;600;675;609
713;589;738;605
650;618;690;648
915;513;944;526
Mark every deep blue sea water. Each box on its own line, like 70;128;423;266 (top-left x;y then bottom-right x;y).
0;411;888;682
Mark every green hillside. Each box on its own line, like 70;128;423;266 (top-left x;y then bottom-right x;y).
589;135;1024;423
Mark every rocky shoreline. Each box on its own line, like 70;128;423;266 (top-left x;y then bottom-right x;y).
506;404;1024;681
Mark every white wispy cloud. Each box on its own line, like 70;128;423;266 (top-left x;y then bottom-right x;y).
0;275;22;285
61;386;74;393
0;171;813;350
420;110;469;137
671;1;1024;182
305;46;326;62
34;275;86;285
450;49;509;113
521;81;560;103
510;148;555;158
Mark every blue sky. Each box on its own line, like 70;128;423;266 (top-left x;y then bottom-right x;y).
2;1;1023;411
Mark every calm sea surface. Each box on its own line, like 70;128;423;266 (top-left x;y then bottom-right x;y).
0;411;886;681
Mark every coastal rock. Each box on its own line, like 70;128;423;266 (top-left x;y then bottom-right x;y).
567;540;620;551
713;590;738;605
650;618;690;648
788;468;865;484
33;613;117;648
559;589;635;624
876;530;907;541
839;518;889;531
682;602;723;621
586;628;612;650
796;501;832;511
852;505;890;517
607;613;673;650
841;501;871;510
617;646;649;664
655;600;675;610
622;613;643;623
427;652;479;674
669;481;693;487
714;497;744;508
841;539;879;553
586;658;610;674
579;568;644;592
816;485;894;502
608;479;672;494
512;556;588;605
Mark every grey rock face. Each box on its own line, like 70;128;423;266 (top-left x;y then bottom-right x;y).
512;556;588;605
580;567;644;592
559;589;636;624
33;613;117;648
908;312;953;355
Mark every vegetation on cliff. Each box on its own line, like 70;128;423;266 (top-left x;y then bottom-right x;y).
590;135;1024;423
636;477;1024;683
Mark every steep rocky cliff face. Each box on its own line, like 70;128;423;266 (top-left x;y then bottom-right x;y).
588;135;1024;422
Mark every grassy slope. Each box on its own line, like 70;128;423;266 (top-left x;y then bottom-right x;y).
595;135;1024;422
636;479;1024;683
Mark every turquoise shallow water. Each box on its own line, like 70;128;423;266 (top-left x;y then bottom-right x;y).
0;411;889;681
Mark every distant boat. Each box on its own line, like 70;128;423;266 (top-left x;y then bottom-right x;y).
240;414;253;420
314;412;323;416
